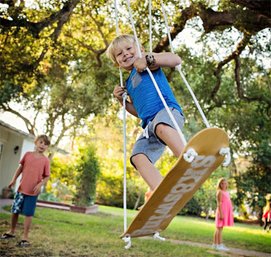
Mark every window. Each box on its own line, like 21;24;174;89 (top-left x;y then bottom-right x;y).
0;143;3;160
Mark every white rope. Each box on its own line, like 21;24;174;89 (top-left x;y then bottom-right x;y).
145;68;187;145
114;0;124;89
122;93;128;232
176;66;210;128
126;0;142;58
160;2;174;53
114;0;119;36
160;1;210;128
148;0;152;53
114;0;127;233
126;0;187;146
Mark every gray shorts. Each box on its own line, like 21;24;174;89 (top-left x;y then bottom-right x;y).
130;108;185;167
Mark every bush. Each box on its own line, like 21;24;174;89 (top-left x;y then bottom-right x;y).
179;197;202;216
39;192;60;202
48;155;76;203
73;145;100;207
96;175;147;209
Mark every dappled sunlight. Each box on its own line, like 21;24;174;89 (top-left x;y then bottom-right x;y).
227;225;267;236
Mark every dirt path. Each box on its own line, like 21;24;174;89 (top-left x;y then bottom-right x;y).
168;238;271;257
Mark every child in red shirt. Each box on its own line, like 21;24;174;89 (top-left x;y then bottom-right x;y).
262;202;271;232
1;135;50;247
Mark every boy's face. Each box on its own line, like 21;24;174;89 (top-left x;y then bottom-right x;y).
115;41;139;71
35;139;49;153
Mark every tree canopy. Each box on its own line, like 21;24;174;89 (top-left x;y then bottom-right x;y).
0;0;270;212
1;0;270;135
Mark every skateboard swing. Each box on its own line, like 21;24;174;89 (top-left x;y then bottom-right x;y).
114;0;231;249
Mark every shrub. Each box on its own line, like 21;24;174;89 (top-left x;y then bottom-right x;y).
73;145;100;207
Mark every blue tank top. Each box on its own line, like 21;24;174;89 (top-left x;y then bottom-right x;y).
126;67;182;128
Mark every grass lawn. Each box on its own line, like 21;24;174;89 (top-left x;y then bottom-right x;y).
0;205;270;257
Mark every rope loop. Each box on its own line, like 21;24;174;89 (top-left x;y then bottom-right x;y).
219;147;231;167
175;64;182;71
153;232;166;241
122;236;132;249
183;148;198;163
122;92;128;102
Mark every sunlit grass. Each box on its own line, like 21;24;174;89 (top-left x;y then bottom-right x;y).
0;205;270;257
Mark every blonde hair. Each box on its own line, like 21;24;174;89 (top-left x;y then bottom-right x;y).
216;178;228;190
106;34;137;65
35;134;51;146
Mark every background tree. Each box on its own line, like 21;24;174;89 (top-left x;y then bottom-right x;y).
0;0;270;215
0;0;116;152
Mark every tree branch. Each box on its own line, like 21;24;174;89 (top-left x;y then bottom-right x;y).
154;2;271;52
210;32;251;101
0;0;80;38
50;0;80;42
234;56;270;105
153;5;198;52
1;104;36;135
232;0;271;18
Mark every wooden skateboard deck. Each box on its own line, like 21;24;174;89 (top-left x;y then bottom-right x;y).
121;127;229;238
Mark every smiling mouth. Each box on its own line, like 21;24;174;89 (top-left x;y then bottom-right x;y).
124;56;133;62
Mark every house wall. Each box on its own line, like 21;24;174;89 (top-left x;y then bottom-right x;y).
14;137;35;191
0;126;34;195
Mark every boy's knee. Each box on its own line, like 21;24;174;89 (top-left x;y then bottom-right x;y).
155;123;168;137
130;153;148;169
131;153;141;165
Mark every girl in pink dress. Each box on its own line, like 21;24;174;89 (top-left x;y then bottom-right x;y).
213;178;234;251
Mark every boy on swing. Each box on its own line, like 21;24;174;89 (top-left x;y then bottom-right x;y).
107;34;185;205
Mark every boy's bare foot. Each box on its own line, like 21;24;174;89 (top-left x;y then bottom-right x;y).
138;190;153;210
